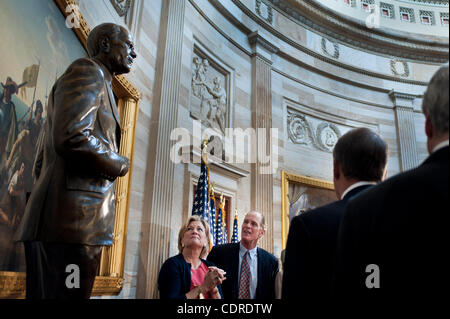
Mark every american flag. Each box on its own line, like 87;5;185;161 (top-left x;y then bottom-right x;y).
192;161;210;223
231;211;239;243
209;194;216;246
216;202;224;245
223;206;228;243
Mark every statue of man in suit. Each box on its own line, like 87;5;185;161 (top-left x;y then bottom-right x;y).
14;23;137;299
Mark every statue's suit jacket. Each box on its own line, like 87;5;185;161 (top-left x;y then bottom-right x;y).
15;58;128;246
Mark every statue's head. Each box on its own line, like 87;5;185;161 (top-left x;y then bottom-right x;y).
87;23;137;75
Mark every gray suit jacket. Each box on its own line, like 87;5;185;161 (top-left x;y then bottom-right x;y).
15;58;128;246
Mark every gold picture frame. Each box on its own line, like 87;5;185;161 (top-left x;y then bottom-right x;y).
281;171;335;249
0;0;140;298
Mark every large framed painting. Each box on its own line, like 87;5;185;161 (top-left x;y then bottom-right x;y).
281;171;337;249
0;0;140;298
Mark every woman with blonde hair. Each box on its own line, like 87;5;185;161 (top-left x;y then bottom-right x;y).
158;215;226;299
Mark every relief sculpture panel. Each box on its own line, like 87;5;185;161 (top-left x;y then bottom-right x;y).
190;45;232;135
287;108;343;153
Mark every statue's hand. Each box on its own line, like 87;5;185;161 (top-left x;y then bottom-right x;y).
118;156;130;177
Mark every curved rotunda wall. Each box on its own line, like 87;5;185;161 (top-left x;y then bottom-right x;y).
305;0;449;37
73;0;447;299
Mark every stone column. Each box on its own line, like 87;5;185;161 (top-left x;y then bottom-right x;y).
389;91;420;171
136;0;185;298
248;32;279;253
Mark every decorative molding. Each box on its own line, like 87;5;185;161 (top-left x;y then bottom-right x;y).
287;109;342;153
225;1;435;85
419;10;437;24
316;122;342;152
284;172;334;190
321;37;339;59
399;7;416;23
400;0;449;6
388;90;419;103
255;0;273;24
0;272;26;298
248;31;280;55
186;147;250;179
265;0;448;63
390;59;410;77
380;2;396;19
287;112;314;145
110;0;132;17
205;0;433;88
0;272;123;298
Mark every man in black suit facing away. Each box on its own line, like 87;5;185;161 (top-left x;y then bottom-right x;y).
282;127;388;300
207;211;279;299
333;64;448;303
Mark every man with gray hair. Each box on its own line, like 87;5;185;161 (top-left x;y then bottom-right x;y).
207;211;279;299
333;63;449;302
282;127;388;301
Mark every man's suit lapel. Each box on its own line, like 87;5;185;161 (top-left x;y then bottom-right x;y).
231;243;240;299
255;247;265;299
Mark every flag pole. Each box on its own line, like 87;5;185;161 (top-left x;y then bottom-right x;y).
29;62;41;112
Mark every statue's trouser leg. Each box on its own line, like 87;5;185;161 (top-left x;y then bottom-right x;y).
24;241;102;299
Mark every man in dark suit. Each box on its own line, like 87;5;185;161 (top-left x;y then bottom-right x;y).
14;23;137;299
282;127;388;300
207;211;279;299
333;64;448;303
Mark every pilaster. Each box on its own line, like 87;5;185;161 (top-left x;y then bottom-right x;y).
248;31;279;253
136;0;185;298
389;91;420;171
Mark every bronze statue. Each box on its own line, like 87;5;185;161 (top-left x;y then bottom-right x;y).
14;23;137;299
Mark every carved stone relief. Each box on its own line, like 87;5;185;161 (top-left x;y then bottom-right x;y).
316;122;341;152
287;112;314;146
110;0;132;17
287;109;342;153
190;47;231;135
390;59;410;77
256;0;273;24
321;37;339;59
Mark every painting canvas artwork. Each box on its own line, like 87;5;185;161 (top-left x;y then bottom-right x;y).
0;0;87;272
281;171;337;249
288;185;337;223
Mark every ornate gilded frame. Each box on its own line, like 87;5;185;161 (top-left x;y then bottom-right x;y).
281;171;334;249
0;0;140;298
